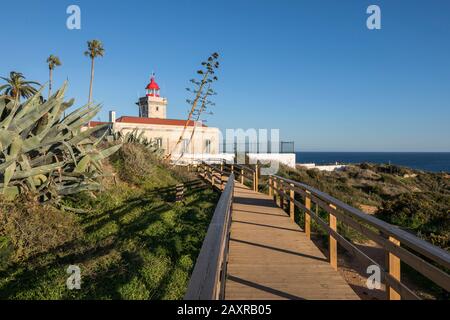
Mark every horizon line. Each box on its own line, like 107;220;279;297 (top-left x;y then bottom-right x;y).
295;150;450;153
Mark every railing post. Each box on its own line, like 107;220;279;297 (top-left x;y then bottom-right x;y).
305;190;311;239
220;169;224;191
386;236;401;300
240;168;244;184
176;183;184;202
289;184;295;221
281;183;287;211
231;164;234;176
329;204;338;271
254;163;259;192
273;179;280;207
269;176;273;197
283;184;288;211
211;167;215;187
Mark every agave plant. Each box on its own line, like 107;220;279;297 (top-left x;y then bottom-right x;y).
112;129;163;157
0;82;121;201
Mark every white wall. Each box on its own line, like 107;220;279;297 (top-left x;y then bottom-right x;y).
247;153;296;168
113;122;220;155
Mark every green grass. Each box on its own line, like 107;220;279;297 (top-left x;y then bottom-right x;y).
0;144;219;300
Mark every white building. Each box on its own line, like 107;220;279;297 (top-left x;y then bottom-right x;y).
86;74;297;168
87;75;221;161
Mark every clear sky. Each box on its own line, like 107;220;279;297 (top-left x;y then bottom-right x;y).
1;0;450;152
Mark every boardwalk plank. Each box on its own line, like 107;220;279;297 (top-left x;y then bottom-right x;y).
225;183;359;300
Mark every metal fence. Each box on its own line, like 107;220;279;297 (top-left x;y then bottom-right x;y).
221;141;294;154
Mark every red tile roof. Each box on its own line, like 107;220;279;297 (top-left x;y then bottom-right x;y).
88;121;110;127
116;116;207;127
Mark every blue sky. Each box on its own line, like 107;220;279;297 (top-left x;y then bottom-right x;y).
1;0;450;152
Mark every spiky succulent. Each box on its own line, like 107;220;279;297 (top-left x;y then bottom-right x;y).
0;82;121;201
112;129;163;157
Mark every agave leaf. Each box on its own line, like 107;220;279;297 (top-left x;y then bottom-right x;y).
0;96;9;118
0;129;17;151
0;99;20;129
2;162;16;193
90;143;122;161
18;154;36;191
11;162;63;180
2;136;23;191
9;96;59;133
63;104;100;129
67;105;102;131
61;104;91;125
61;141;78;166
74;155;91;173
69;123;109;145
57;183;101;195
14;85;46;120
93;128;109;147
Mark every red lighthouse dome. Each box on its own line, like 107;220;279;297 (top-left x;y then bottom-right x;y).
146;75;160;97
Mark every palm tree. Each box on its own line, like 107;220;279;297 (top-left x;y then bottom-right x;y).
46;54;61;97
84;39;105;104
0;71;40;101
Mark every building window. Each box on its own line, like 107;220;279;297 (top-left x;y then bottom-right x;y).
205;139;211;154
182;139;189;153
156;106;159;112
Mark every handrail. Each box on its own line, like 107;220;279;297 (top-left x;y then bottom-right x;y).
184;173;235;300
269;174;450;300
192;161;259;192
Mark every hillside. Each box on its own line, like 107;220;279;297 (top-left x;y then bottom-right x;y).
0;143;218;299
277;163;450;250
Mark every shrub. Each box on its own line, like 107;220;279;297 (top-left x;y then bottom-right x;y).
0;195;81;266
111;143;155;185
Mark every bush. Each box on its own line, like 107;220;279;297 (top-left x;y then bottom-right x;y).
110;143;156;185
0;195;81;266
376;193;450;249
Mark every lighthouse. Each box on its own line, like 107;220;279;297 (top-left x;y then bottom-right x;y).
137;74;168;119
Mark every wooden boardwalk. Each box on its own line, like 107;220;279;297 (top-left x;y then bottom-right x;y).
225;183;359;300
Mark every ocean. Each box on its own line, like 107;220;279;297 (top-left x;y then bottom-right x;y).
295;152;450;173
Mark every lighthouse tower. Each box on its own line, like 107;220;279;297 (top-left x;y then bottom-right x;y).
137;74;168;119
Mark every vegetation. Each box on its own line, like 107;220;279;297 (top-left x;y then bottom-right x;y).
168;52;219;160
46;55;62;97
0;51;221;299
84;40;105;104
0;83;121;202
0;143;218;299
0;72;40;102
275;163;450;250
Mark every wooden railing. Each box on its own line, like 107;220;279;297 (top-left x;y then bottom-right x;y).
184;173;235;300
269;174;450;300
191;161;259;191
186;161;449;299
